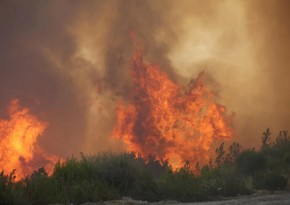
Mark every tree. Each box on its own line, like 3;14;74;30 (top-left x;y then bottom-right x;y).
262;128;271;150
225;142;241;164
215;143;225;166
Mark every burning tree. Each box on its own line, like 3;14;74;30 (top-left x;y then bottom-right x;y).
112;43;234;169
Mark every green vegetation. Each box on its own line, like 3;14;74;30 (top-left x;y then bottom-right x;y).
1;129;290;205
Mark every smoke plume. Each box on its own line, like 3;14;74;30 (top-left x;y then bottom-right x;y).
0;0;289;159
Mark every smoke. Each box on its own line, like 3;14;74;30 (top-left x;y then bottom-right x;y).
242;0;290;145
0;1;88;156
0;0;289;158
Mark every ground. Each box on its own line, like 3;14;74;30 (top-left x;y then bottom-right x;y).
180;192;290;205
50;192;290;205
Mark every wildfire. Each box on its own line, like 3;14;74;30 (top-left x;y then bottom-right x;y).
0;99;57;179
112;44;234;169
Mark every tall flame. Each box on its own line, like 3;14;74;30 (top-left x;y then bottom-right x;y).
0;99;57;179
112;45;234;169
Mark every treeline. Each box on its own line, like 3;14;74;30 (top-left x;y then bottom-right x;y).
1;129;290;205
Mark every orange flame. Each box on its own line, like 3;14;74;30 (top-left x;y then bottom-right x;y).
0;99;57;179
112;45;234;169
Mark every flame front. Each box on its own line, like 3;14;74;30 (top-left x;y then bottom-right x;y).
112;45;234;169
0;99;57;179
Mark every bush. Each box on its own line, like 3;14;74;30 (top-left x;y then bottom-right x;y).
24;168;57;205
253;172;288;190
50;152;162;203
237;150;266;175
0;170;27;205
157;164;202;202
1;129;290;204
216;165;250;196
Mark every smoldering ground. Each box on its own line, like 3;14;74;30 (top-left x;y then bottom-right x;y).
0;0;289;158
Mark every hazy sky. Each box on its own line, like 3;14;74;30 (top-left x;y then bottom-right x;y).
0;0;289;157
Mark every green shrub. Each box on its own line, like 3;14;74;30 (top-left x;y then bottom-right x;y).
50;152;163;203
0;170;28;205
253;172;288;190
157;164;202;202
217;165;250;196
1;129;290;204
24;168;57;205
237;150;266;175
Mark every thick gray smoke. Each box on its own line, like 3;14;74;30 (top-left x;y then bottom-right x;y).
0;0;289;158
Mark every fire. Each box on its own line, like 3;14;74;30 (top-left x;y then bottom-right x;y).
112;44;234;169
0;99;57;179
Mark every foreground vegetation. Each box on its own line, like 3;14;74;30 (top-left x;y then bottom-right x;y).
1;129;290;205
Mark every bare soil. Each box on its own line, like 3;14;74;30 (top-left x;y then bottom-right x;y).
107;192;290;205
52;192;290;205
178;192;290;205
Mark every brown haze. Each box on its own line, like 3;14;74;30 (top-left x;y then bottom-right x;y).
0;0;289;159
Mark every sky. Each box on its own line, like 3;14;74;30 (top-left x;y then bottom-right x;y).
0;0;290;158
